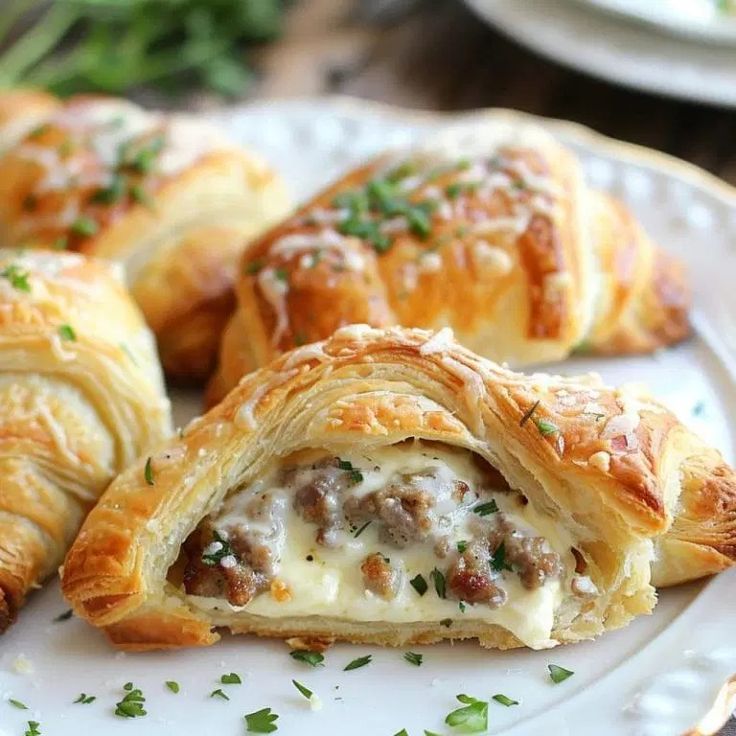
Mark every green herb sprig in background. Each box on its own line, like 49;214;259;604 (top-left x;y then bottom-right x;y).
0;1;286;99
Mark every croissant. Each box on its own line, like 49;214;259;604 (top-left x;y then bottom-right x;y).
0;249;172;632
0;89;59;154
208;119;690;403
61;325;734;652
0;93;290;381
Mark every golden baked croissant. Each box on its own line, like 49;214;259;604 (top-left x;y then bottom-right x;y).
208;120;690;403
61;325;733;652
0;93;290;381
0;89;59;154
0;249;172;632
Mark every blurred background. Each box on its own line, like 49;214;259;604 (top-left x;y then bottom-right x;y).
1;0;735;184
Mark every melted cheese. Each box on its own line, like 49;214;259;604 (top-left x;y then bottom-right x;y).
188;442;575;650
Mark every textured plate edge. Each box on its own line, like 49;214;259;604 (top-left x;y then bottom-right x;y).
576;0;736;46
224;95;736;205
215;95;736;733
461;0;736;109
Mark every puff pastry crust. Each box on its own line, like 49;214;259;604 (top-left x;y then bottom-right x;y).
0;249;172;631
0;94;291;381
61;325;732;651
209;118;690;403
0;89;59;154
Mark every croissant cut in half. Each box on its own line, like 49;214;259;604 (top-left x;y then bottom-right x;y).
0;93;290;381
62;326;735;651
0;249;172;632
209;116;690;402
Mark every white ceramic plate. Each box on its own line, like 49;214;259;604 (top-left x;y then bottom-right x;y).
463;0;736;108
580;0;736;45
1;99;735;736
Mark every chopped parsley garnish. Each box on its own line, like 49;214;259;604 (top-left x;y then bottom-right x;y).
337;458;363;485
221;672;242;685
9;698;28;709
291;679;313;700
201;530;235;567
53;608;73;622
473;500;498;516
343;655;372;671
25;722;41;736
535;419;559;436
491;542;512;572
353;521;371;538
410;573;428;596
440;618;453;628
29;124;49;139
519;399;540;427
1;264;31;292
58;140;74;157
210;688;229;700
403;651;423;667
144;456;154;485
430;568;446;598
289;650;324;667
492;693;518;706
52;236;68;250
119;134;165;175
246;260;264;275
339;216;391;252
548;664;574;683
458;601;466;613
90;174;126;204
445;694;488;733
165;681;179;694
334;174;437;253
70;216;99;237
129;183;153;207
456;540;467;553
274;267;289;282
445;181;480;200
244;707;279;733
120;342;138;364
58;324;76;342
74;693;96;704
445;182;463;199
114;683;146;718
387;161;416;181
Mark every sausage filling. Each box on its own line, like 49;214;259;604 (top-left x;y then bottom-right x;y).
178;440;592;649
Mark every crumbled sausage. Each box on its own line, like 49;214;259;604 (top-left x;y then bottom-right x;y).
503;533;562;589
345;471;437;547
287;460;348;546
182;522;274;606
360;553;399;600
476;514;562;590
446;540;507;606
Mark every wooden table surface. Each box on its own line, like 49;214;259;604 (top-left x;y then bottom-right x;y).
251;0;736;186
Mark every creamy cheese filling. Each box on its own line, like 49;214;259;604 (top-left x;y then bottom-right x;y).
179;441;579;650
